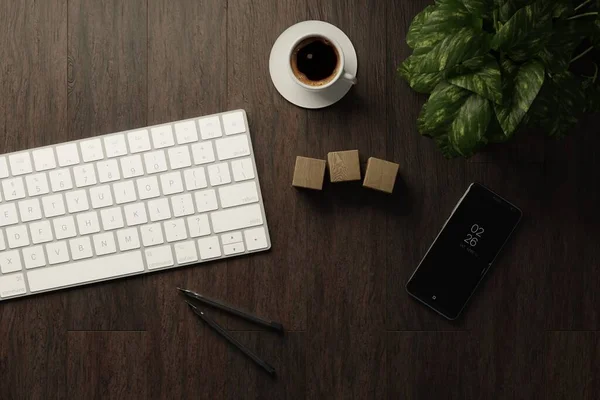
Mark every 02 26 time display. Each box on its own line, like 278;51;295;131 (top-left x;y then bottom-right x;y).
464;224;484;247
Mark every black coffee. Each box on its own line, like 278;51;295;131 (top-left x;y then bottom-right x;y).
291;38;339;85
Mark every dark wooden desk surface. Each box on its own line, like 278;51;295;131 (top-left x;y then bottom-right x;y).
1;0;599;399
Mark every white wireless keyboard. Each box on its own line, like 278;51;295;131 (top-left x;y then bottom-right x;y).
0;110;271;301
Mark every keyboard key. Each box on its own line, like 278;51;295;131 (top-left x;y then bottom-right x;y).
208;163;231;186
231;158;255;182
144;150;168;174
174;120;199;144
104;134;128;158
100;207;125;231
121;154;144;178
187;214;211;238
191;142;215;165
9;152;33;175
164;218;187;242
160;171;184;195
30;220;53;244
53;216;77;239
168;146;192;169
223;242;245;255
23;246;46;269
90;185;113;208
42;194;66;217
46;241;70;265
197;236;221;260
244;227;269;251
198;116;222;139
56;143;80;167
2;177;26;201
141;223;164;247
124;203;148;226
73;164;97;187
66;190;90;213
184;167;207;191
218;181;259;209
151;125;175;149
0;157;9;178
222;111;246;135
26;173;50;196
148;198;172;222
77;211;100;235
69;237;94;260
215;135;250;161
113;181;137;204
0;274;27;298
93;232;117;256
28;251;144;292
117;228;141;251
0;230;4;250
96;159;120;183
171;193;194;217
221;231;243;245
18;198;43;222
0;250;22;273
174;241;198;264
137;176;160;200
49;168;73;192
194;189;218;212
210;204;263;233
80;138;104;162
6;225;30;248
127;129;151;153
146;245;173;270
32;148;57;171
0;203;19;226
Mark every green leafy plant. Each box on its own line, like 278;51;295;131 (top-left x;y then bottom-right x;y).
399;0;600;158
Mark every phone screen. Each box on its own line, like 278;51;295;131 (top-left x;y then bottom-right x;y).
406;183;522;320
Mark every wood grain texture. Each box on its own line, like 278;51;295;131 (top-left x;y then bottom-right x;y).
327;150;361;182
363;157;399;193
292;156;327;190
304;1;387;398
0;1;68;399
67;331;148;399
226;0;308;333
67;0;148;331
545;332;600;400
145;1;229;398
1;0;600;398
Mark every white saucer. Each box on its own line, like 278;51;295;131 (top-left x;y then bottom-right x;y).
269;21;358;109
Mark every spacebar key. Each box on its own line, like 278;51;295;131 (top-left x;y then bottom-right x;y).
27;251;144;292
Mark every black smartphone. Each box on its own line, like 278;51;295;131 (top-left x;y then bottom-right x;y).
406;183;522;320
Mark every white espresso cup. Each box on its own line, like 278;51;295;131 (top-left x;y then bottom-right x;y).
288;33;357;91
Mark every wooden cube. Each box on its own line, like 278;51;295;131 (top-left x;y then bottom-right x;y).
292;156;326;190
327;150;361;183
362;157;399;194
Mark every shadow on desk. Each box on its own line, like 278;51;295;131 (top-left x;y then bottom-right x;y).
295;172;412;217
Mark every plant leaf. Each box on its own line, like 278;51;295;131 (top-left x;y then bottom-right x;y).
450;95;493;157
528;72;586;137
434;135;461;158
492;1;552;61
448;55;503;104
551;0;573;18
537;20;586;73
406;5;437;49
408;4;483;52
462;0;493;19
496;0;532;23
417;82;473;137
398;57;442;94
412;28;492;73
494;60;545;138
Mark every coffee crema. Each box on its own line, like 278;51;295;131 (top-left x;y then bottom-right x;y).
290;37;340;87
